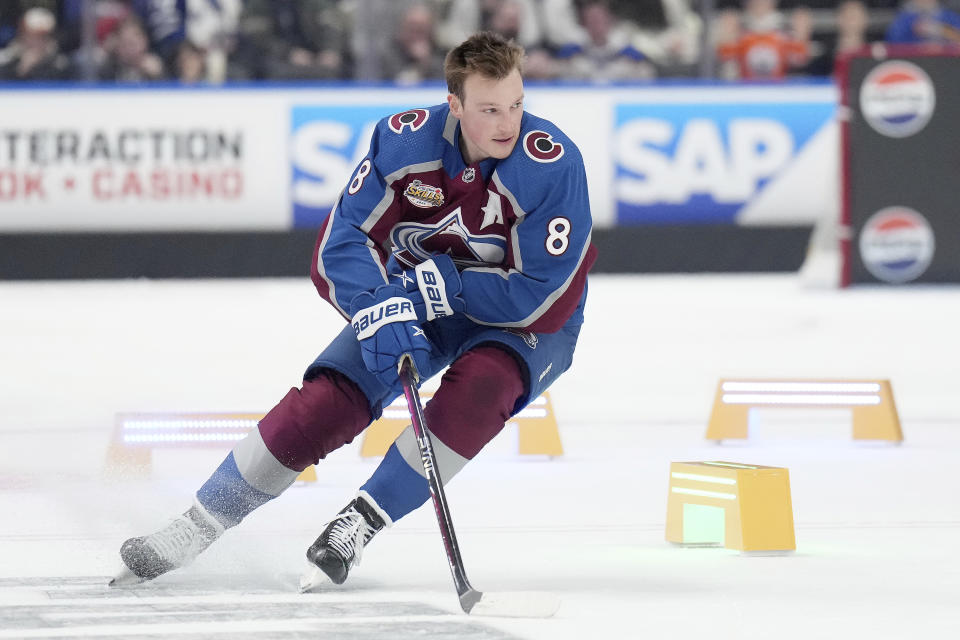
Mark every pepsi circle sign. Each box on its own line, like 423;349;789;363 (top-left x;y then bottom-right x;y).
859;207;935;283
859;61;936;138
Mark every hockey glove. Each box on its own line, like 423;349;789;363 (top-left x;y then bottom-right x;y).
350;285;432;388
390;254;466;322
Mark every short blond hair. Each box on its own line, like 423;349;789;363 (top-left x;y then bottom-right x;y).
444;31;525;102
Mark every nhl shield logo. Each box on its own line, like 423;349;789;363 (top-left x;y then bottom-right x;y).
462;167;476;183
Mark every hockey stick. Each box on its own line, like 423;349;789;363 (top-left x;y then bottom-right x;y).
398;354;560;618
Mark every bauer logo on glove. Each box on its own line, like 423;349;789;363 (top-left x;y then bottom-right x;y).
352;297;417;340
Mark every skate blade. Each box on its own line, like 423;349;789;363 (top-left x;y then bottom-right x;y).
108;566;147;588
298;565;330;593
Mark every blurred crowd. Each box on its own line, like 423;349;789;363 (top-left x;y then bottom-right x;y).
1;0;959;84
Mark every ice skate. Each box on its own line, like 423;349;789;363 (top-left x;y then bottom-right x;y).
299;496;385;592
109;501;224;587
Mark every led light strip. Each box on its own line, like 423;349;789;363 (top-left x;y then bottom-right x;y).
382;397;548;421
722;382;881;393
124;433;246;443
722;393;881;406
671;472;736;485
702;461;758;469
122;419;259;430
671;487;736;500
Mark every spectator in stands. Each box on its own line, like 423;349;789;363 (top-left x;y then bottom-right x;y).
130;0;186;70
0;4;20;49
715;0;810;79
175;38;206;83
537;0;587;54
232;0;352;80
437;0;544;51
800;0;871;76
183;0;242;83
437;0;559;78
0;6;73;81
97;15;165;82
885;0;960;45
558;0;655;81
629;0;703;75
379;3;446;84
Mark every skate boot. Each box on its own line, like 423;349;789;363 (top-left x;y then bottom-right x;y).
300;496;385;591
109;501;224;587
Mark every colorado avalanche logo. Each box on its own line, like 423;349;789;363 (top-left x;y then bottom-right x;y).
388;109;430;134
523;130;564;163
860;61;935;138
390;208;506;268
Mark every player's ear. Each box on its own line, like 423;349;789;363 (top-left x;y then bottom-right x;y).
448;93;462;118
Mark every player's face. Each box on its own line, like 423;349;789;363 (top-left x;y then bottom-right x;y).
448;68;524;164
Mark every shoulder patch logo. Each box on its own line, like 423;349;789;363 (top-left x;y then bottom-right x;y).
404;179;445;208
388;109;430;134
523;130;564;163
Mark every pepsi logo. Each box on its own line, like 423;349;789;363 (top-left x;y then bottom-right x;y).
859;207;935;283
859;61;935;138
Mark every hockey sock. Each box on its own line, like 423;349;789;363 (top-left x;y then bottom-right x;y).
359;442;431;523
196;428;299;528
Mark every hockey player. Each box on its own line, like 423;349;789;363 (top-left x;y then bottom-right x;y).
111;31;597;588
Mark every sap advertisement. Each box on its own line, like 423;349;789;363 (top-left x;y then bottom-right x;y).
1;84;838;231
289;85;839;229
613;87;838;225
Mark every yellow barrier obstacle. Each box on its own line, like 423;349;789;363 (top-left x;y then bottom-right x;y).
106;412;315;481
665;461;796;552
706;379;903;442
360;392;562;457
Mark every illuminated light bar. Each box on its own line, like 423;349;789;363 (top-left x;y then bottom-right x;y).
722;382;881;393
722;393;881;406
123;419;260;430
702;461;758;470
671;472;737;485
671;487;736;500
124;433;246;444
381;399;547;421
707;378;903;442
107;412;316;483
360;392;563;457
515;408;548;418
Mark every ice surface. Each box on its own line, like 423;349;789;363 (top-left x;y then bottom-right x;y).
1;274;958;639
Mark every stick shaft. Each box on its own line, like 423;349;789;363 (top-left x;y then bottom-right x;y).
398;358;481;613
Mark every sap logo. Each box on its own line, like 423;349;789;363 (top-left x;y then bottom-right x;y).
616;118;794;205
292;119;377;208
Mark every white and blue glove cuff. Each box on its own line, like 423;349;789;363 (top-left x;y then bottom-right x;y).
414;260;455;321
